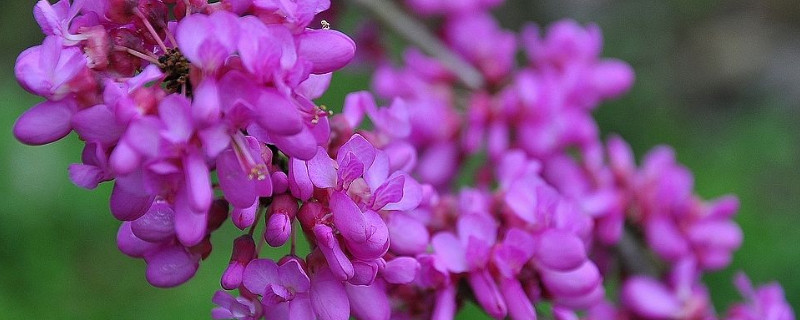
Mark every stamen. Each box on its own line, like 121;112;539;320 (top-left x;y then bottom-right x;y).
115;45;161;64
65;33;89;43
232;133;269;181
158;48;191;94
182;0;191;17
164;29;178;48
311;104;333;124
134;8;169;53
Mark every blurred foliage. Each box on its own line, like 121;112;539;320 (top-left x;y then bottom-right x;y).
0;0;797;319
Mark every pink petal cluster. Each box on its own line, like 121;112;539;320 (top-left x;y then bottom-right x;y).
12;0;795;320
16;0;355;288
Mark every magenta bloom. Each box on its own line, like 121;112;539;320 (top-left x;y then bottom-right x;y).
725;273;795;320
243;259;349;320
10;1;792;319
212;291;261;320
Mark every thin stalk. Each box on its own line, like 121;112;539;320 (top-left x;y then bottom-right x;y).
115;45;161;65
134;8;169;53
617;228;661;277
347;0;486;90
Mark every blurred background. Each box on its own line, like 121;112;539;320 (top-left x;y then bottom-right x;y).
0;0;797;318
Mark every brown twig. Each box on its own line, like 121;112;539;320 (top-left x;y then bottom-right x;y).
346;0;486;90
616;228;662;277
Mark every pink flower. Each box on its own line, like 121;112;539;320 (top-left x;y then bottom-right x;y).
725;273;795;320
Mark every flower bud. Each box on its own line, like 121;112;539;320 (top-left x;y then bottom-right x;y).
221;235;256;290
270;194;299;219
207;199;229;232
189;235;213;260
265;212;291;247
298;202;325;233
231;199;258;230
271;171;289;194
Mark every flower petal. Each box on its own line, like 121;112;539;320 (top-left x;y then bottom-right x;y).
183;151;212;213
297;29;355;74
145;246;199;288
313;224;354;281
131;201;176;242
382;257;420;284
242;258;280;295
622;276;682;319
336;134;376;170
13;99;75;145
431;232;467;273
387;212;429;255
330;191;366;243
271;126;318;160
289;157;314;201
468;270;507;319
279;260;311;293
116;221;159;258
254;89;303;136
307;147;337;189
174;199;208;247
110;181;154;221
217;149;257;209
346;281;390;320
535;229;586;271
310;267;350;320
71;104;123;146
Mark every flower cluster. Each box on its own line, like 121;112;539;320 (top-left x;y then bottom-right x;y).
12;0;795;319
16;0;356;288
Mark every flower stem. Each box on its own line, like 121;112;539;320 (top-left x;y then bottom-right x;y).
346;0;485;90
290;220;297;256
134;8;169;53
617;228;662;277
115;45;161;65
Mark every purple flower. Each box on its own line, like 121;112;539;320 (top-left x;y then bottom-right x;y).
68;143;113;189
144;245;201;288
725;273;795;320
243;258;351;320
212;290;261;320
222;235;256;290
243;259;314;319
13;98;77;146
404;0;502;16
252;0;331;31
621;260;713;319
217;135;273;209
176;10;240;72
443;13;516;82
15;36;87;100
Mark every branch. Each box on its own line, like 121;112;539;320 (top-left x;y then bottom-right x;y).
346;0;486;90
616;229;662;277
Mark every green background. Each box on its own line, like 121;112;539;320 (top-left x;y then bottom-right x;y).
0;1;797;318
